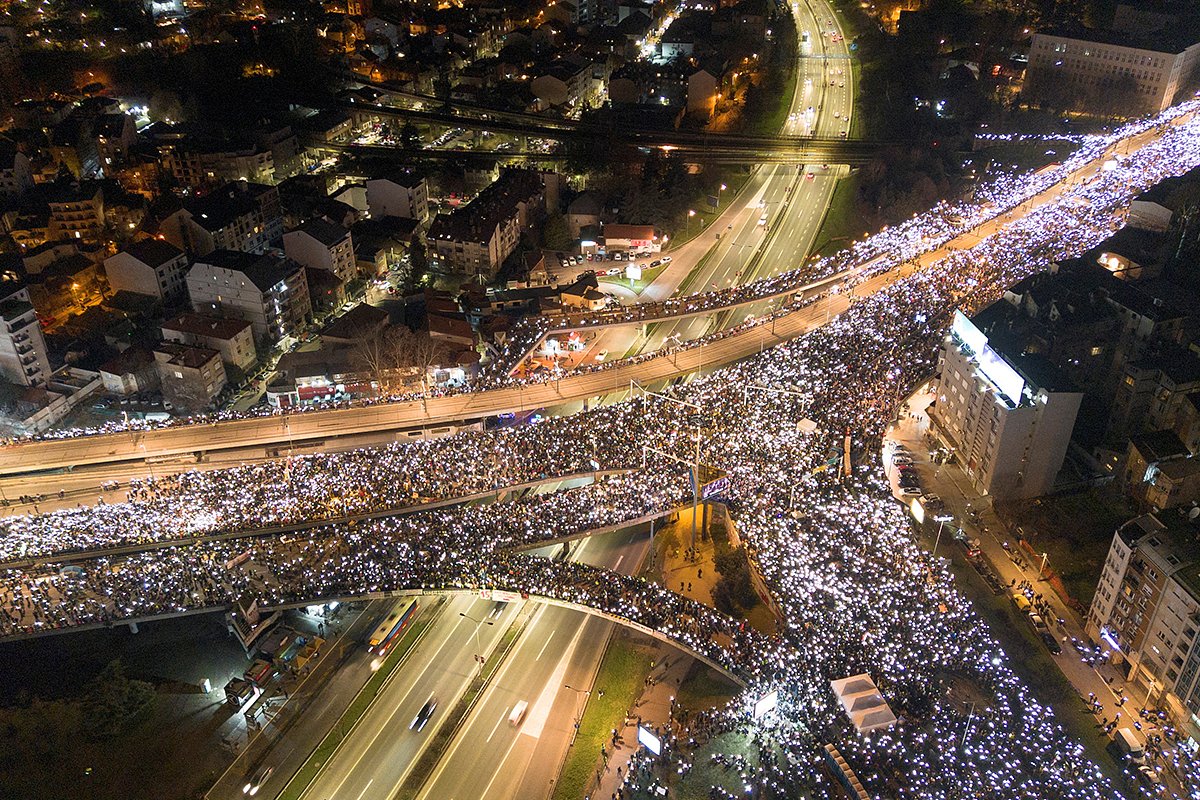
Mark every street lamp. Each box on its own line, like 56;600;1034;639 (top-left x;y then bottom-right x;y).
687;208;696;235
563;683;592;739
718;183;726;207
459;612;494;672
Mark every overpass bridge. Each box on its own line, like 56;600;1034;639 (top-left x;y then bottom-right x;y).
338;101;896;163
0;107;1185;482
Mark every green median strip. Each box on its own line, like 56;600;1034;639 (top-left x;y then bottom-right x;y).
277;612;434;800
392;614;527;800
551;636;653;800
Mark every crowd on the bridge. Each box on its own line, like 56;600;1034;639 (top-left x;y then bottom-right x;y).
7;99;1200;799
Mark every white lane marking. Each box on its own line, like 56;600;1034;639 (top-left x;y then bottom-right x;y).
535;629;556;661
354;779;374;800
614;554;624;570
486;707;510;743
521;623;587;740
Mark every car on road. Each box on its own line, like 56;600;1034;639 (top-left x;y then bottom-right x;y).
488;600;507;619
1040;631;1062;655
661;256;672;263
509;700;529;727
1028;613;1049;633
411;696;438;731
243;766;273;796
595;350;609;361
605;267;623;276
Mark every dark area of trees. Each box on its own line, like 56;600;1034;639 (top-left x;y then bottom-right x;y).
711;546;760;616
837;0;1119;229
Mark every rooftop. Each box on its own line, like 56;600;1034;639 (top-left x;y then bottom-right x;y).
161;312;252;341
119;238;185;269
292;218;351;249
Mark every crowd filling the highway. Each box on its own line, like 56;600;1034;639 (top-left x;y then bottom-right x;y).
4;100;1200;798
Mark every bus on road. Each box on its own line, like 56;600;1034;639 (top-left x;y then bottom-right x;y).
367;598;420;657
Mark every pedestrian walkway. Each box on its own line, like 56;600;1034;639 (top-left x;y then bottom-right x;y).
587;644;693;800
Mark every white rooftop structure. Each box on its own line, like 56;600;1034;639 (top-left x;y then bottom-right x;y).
830;673;897;733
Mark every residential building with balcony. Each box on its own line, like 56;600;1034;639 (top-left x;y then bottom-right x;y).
0;282;52;387
186;250;311;344
1088;513;1200;741
160;181;284;257
427;169;544;280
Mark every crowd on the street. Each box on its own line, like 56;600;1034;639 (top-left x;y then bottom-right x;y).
5;98;1200;798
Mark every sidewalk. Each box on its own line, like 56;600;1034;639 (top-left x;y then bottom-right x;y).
587;644;694;800
885;387;1187;792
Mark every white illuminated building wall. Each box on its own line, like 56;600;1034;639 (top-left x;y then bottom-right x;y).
931;311;1083;500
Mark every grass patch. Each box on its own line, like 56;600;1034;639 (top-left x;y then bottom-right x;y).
394;616;524;800
675;660;739;714
277;614;433;800
810;168;866;259
597;262;669;295
998;489;1133;607
551;636;653;800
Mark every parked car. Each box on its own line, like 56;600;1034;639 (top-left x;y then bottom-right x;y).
1040;631;1062;655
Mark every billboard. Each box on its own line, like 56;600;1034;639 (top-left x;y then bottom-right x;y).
638;725;662;755
753;690;779;719
978;345;1025;404
951;310;987;356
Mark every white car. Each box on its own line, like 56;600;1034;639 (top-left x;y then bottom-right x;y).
595;350;609;362
243;766;273;796
509;700;529;726
661;256;672;263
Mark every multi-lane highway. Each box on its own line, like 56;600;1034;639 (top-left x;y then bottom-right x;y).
295;526;650;800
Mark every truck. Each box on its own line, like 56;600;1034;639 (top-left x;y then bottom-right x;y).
1114;727;1146;764
224;678;255;707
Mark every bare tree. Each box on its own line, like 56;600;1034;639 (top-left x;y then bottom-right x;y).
352;326;450;401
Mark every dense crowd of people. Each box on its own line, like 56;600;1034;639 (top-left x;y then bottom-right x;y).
5;99;1200;798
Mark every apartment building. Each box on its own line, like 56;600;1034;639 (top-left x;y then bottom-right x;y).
283;218;357;283
930;308;1083;500
427;169;544;280
160;181;283;257
154;342;227;411
0;281;51;387
104;238;189;301
1089;513;1200;740
365;171;429;222
186;250;311;343
161;312;256;373
45;182;106;243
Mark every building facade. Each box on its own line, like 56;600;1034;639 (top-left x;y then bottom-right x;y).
1027;29;1200;115
154;342;227;411
930;310;1083;500
283;219;357;284
0;282;51;387
365;172;429;222
186;250;311;344
1088;514;1200;740
161;312;257;373
103;238;189;301
427;169;544;279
